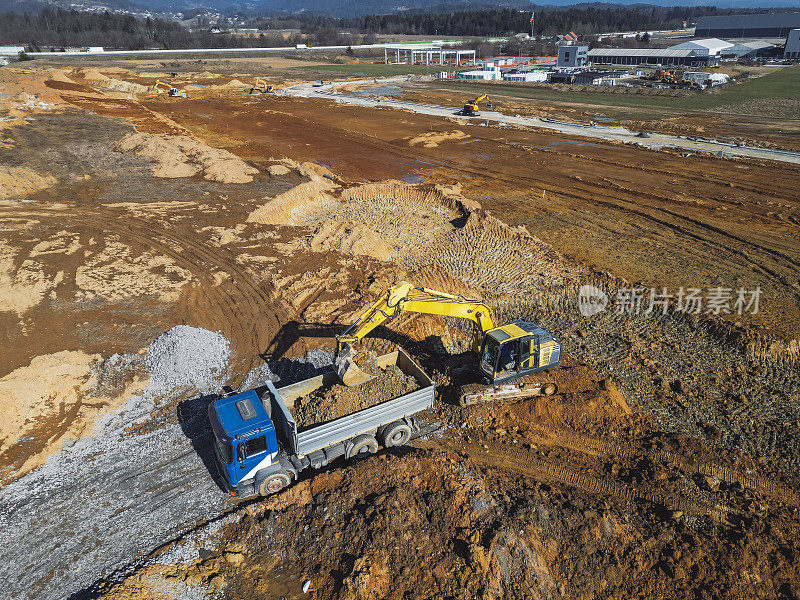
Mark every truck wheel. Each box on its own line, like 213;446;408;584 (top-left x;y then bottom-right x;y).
347;435;378;459
381;421;412;448
259;471;291;496
543;383;557;396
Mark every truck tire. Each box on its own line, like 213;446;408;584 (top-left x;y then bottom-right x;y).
258;471;291;496
347;435;378;459
381;421;412;448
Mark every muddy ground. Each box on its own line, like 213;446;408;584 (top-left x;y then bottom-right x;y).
0;63;798;600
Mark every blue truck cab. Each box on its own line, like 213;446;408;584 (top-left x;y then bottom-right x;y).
208;387;284;497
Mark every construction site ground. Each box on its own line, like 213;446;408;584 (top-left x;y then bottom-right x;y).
0;61;798;600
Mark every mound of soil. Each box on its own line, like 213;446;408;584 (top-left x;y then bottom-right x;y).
291;363;419;428
114;132;258;183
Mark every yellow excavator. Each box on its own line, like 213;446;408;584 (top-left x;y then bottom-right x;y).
335;281;560;405
461;93;492;117
146;79;186;98
249;77;274;94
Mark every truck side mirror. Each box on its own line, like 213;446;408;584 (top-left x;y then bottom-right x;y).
236;443;245;464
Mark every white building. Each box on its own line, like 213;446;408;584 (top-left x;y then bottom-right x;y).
503;70;550;82
0;46;25;56
724;40;774;58
684;72;730;87
456;67;501;80
557;45;588;67
670;38;732;58
785;29;800;59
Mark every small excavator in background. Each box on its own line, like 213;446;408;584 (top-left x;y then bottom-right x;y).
146;80;187;98
335;281;560;406
249;77;274;94
461;93;492;116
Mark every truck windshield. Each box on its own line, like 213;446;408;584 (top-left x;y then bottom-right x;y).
214;433;233;464
480;337;499;376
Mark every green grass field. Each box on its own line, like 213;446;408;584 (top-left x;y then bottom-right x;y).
428;65;800;114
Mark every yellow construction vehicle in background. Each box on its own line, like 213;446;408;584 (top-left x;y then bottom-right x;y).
461;93;492;116
249;78;274;94
335;281;560;405
146;79;186;98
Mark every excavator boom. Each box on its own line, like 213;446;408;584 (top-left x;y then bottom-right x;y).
335;281;495;385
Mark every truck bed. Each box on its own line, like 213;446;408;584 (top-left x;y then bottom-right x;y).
266;348;434;458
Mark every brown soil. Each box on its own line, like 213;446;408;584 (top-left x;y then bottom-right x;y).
291;363;419;428
2;61;800;600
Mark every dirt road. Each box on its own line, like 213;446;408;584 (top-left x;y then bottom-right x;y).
283;78;800;165
0;330;233;600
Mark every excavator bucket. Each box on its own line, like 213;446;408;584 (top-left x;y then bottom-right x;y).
334;344;373;386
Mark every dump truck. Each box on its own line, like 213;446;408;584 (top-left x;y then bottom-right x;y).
208;348;434;498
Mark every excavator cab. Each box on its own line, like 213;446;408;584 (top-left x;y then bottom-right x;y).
478;321;560;384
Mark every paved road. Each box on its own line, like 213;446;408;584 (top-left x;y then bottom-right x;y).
283;78;800;166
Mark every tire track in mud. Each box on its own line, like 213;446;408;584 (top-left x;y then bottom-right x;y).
436;438;744;522
449;429;800;510
64;207;299;383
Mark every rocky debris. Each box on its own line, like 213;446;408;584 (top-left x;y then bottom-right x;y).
292;363;419;428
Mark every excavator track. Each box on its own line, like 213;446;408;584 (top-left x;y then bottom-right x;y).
457;375;557;406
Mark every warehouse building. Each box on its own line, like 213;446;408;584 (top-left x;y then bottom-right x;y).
587;48;720;67
786;29;800;59
671;38;732;58
695;13;800;38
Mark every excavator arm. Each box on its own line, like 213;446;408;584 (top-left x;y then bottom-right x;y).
336;281;495;385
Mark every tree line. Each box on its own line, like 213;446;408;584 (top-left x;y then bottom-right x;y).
0;7;302;51
355;6;728;37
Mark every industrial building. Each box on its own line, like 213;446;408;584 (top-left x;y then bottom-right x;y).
695;13;800;38
786;29;800;59
671;38;732;58
587;48;719;67
557;45;588;67
504;70;549;82
456;68;501;81
382;44;475;66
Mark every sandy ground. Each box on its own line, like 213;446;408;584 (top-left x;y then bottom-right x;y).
0;62;798;600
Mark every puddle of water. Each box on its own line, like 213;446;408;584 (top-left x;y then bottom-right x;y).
402;173;425;183
539;140;595;150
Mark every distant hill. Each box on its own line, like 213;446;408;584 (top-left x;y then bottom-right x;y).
1;0;799;18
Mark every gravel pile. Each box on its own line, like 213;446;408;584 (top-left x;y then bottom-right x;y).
145;325;231;396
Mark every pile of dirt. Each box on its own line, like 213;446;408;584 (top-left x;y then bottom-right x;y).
47;69;75;84
408;129;469;148
0;350;147;482
81;68;148;95
291;364;419;428
0;166;56;199
308;220;394;261
113;132;258;183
